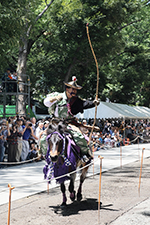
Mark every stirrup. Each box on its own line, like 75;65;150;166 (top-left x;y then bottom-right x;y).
82;155;90;163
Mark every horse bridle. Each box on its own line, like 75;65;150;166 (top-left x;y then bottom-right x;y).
46;131;72;159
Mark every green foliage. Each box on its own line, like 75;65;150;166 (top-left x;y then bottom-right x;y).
27;0;141;100
0;0;44;71
102;2;150;106
1;0;150;108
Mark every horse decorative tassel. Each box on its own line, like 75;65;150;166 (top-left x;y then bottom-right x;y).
43;121;91;206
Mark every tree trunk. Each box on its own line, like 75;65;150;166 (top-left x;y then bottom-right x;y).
16;1;55;117
17;36;29;116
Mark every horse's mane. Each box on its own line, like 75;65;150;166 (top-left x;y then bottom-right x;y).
46;119;70;158
47;119;66;136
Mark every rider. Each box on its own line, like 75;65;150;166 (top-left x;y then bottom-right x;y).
44;76;99;161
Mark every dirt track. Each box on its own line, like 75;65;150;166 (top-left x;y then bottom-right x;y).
0;157;150;225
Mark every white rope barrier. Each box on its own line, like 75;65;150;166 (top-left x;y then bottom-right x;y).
0;158;98;193
101;137;150;160
1;141;149;194
0;142;149;225
129;135;141;143
1;135;150;166
1;140;149;168
1;136;150;194
0;156;41;165
123;135;150;144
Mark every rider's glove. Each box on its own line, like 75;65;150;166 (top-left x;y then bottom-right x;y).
93;98;100;106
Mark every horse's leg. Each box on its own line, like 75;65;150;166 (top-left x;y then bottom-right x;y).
69;173;76;201
77;165;89;201
60;182;67;206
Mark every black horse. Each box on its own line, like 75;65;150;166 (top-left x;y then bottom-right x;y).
43;120;91;206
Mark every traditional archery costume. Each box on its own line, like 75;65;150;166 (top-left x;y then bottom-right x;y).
44;76;97;158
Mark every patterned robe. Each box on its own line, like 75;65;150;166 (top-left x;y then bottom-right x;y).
44;91;95;154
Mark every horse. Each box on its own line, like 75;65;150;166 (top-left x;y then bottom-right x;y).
43;120;91;206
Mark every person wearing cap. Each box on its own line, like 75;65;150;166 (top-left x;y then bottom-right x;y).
44;76;100;161
80;119;89;135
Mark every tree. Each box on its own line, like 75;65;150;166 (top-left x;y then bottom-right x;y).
0;0;55;115
1;0;150;110
16;0;55;115
0;0;22;72
27;0;142;101
101;1;150;106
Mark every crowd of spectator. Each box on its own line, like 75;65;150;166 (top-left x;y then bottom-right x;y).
0;116;51;168
0;116;150;168
80;118;150;152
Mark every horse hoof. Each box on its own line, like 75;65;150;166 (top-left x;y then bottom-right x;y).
60;202;67;208
77;192;82;201
70;191;76;201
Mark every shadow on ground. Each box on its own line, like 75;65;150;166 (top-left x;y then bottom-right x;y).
49;198;119;216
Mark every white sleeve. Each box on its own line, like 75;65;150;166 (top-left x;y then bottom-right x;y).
43;97;57;107
43;92;61;107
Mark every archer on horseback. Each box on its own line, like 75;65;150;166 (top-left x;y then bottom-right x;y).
44;76;100;162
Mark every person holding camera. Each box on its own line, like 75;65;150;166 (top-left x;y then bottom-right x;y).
20;121;38;161
7;124;22;162
102;120;112;135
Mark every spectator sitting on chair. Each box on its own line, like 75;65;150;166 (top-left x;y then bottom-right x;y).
104;133;112;146
126;125;142;144
98;133;104;144
27;140;38;160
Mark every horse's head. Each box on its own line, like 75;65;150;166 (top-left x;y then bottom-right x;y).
47;121;66;163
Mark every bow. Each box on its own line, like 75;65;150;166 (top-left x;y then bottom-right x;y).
86;23;100;145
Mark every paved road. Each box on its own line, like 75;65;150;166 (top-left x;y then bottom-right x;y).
111;197;150;225
0;142;150;208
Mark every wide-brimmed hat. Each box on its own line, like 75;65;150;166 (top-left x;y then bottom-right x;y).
44;120;49;124
64;76;82;90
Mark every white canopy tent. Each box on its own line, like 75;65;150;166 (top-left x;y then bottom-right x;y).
77;101;150;120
